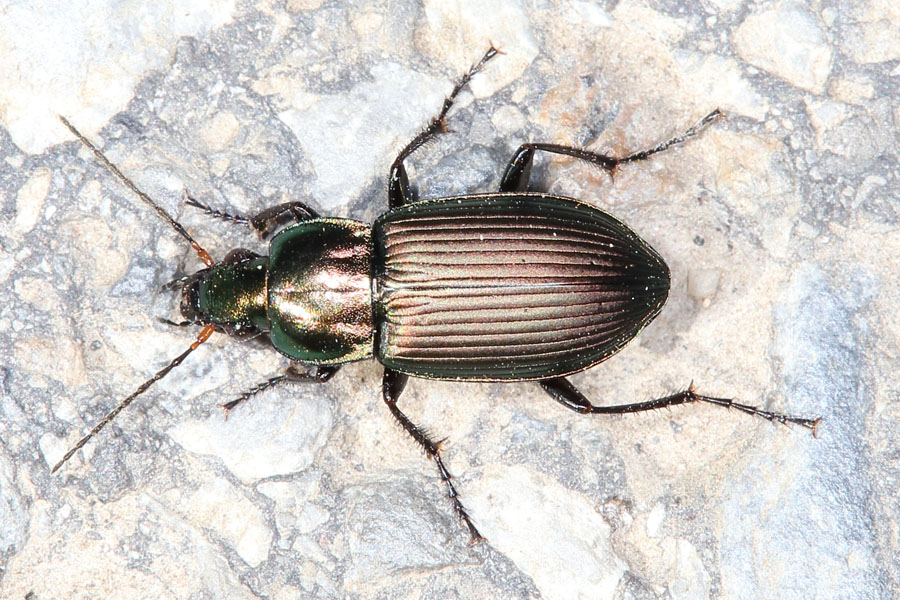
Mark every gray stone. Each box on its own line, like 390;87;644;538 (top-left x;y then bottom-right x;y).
1;1;897;599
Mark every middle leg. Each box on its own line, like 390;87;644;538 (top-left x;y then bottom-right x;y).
499;109;723;192
382;368;483;542
388;46;499;209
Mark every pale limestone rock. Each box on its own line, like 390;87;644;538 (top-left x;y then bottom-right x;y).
734;3;833;93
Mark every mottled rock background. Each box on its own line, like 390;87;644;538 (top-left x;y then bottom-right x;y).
1;1;898;599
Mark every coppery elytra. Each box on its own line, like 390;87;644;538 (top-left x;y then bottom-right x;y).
54;47;820;542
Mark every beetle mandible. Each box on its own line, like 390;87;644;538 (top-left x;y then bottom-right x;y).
54;47;819;541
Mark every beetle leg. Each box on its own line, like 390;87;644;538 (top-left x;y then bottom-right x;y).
539;378;821;433
499;110;724;192
184;194;249;226
382;369;484;542
220;364;340;416
185;195;320;239
248;202;321;238
389;46;499;209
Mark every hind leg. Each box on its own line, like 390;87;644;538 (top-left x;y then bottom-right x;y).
539;377;820;432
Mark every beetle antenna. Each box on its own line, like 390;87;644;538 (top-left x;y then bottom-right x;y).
51;325;216;473
59;116;215;267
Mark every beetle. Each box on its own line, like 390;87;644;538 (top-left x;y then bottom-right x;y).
53;47;819;541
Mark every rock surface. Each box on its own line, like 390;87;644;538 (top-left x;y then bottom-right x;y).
1;1;897;599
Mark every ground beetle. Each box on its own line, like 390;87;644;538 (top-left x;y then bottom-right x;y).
54;47;819;541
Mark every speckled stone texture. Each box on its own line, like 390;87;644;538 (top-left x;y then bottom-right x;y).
1;1;898;599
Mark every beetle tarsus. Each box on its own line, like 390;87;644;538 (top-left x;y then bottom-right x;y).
539;377;820;432
186;195;320;239
221;364;341;416
388;46;499;209
382;369;483;543
616;109;724;165
692;389;819;431
221;373;289;417
185;194;250;226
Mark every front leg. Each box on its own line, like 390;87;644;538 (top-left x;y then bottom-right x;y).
381;369;483;542
221;363;340;416
185;196;320;239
